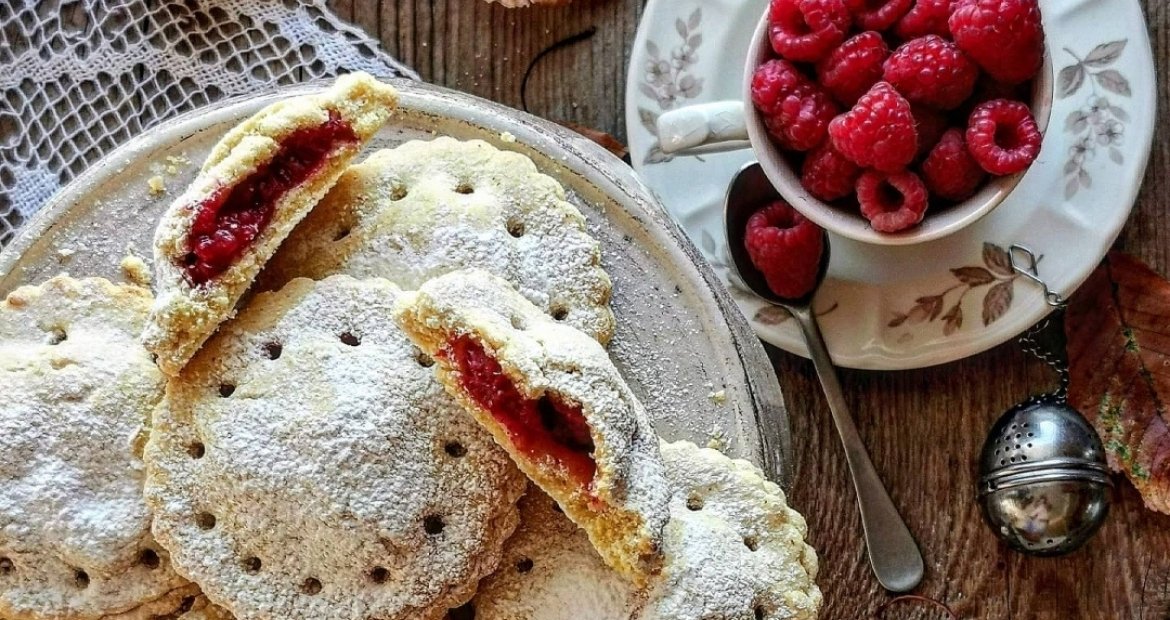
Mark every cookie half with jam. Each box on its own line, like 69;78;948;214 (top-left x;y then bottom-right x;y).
144;72;398;376
394;269;669;585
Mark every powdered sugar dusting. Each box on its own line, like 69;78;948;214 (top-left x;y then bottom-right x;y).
143;73;398;376
394;269;669;583
145;275;526;620
469;487;635;620
463;440;821;620
0;276;190;620
262;137;616;346
643;441;821;620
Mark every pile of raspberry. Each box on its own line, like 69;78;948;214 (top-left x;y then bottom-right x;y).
752;0;1044;233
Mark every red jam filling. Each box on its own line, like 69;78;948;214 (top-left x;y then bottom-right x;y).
182;111;358;285
444;335;597;488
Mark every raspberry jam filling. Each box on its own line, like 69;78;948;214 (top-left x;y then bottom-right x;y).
444;335;597;488
181;111;358;285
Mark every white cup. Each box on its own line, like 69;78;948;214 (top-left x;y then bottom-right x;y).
655;12;1052;246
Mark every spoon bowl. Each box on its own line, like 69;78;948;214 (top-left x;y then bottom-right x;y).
724;162;925;593
723;161;829;308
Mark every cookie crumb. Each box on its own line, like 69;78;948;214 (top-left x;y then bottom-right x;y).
708;389;727;404
500;131;517;143
707;427;728;452
121;255;151;286
165;154;191;176
147;175;166;197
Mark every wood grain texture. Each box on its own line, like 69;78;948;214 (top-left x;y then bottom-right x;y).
335;1;1170;617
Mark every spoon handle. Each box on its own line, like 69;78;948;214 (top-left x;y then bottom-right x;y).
790;306;925;593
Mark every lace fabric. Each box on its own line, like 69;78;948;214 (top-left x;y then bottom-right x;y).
0;0;417;246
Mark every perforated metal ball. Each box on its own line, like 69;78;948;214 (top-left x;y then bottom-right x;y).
977;396;1112;556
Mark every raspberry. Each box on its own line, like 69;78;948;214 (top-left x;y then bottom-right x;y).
751;58;813;116
744;200;825;299
856;169;929;232
965;99;1042;175
950;0;1044;85
762;91;839;152
184;111;358;285
912;105;948;158
769;0;852;62
816;31;889;106
753;60;840;151
921;128;987;201
894;0;956;39
883;36;978;110
828;82;918;172
801;143;862;201
845;0;912;31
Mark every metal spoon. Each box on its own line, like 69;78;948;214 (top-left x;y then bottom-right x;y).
725;162;925;593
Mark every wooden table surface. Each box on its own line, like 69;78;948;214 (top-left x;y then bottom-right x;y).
331;2;1166;618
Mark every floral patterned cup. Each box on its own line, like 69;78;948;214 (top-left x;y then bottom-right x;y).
655;13;1053;246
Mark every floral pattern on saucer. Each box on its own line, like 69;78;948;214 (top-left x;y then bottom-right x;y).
1058;40;1131;199
635;8;706;165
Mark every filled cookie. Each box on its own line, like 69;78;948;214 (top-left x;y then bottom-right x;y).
144;72;399;376
394;269;669;584
0;276;193;620
463;441;822;620
457;486;638;620
642;441;821;620
262;136;615;345
144;275;526;620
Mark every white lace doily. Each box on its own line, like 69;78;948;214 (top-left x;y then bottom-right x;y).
0;0;417;246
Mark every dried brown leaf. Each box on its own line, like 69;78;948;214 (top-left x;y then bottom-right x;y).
559;122;629;160
1067;252;1170;514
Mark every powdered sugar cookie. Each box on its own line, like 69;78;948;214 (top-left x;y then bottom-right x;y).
394;269;668;584
643;440;821;620
0;276;192;620
144;72;398;376
263;136;615;345
463;441;821;620
145;275;526;620
460;487;637;620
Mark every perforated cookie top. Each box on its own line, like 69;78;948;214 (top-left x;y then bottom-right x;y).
465;487;637;620
464;441;822;620
145;275;526;620
263;136;616;345
643;441;821;620
0;276;191;620
145;72;399;377
393;269;668;584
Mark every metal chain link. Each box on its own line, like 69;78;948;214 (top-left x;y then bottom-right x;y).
1018;307;1070;401
1010;245;1070;401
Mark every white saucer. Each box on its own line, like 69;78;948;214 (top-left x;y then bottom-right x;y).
625;0;1156;370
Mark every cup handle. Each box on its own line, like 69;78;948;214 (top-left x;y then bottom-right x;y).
656;101;750;156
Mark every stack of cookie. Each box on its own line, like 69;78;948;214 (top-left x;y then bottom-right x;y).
0;73;822;620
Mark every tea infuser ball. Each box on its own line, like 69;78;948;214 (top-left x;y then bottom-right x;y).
976;245;1112;556
978;396;1111;555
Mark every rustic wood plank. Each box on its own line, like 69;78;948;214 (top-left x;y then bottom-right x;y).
374;0;643;141
356;0;1170;616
